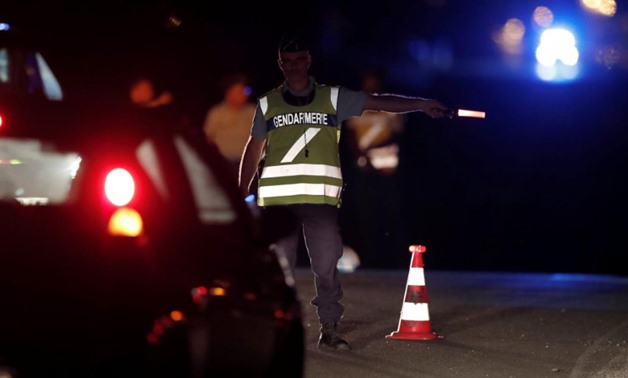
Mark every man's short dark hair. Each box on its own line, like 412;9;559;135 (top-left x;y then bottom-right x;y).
219;73;247;93
278;34;309;53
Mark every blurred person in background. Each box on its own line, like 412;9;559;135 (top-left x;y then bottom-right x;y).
341;68;407;269
128;75;193;133
238;34;448;352
344;69;405;176
129;76;174;109
203;73;256;180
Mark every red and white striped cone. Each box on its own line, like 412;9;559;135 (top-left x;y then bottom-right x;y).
386;244;442;341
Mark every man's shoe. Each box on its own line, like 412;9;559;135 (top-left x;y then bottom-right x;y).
317;322;351;350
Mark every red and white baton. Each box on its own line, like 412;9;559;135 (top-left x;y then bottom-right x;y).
445;108;486;119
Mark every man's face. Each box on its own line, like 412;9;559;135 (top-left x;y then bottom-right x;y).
225;82;250;107
278;51;311;80
130;79;155;104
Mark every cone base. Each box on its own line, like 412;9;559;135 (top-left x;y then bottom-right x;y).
386;320;442;341
386;331;442;341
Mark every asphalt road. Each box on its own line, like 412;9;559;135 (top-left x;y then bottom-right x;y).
294;267;628;378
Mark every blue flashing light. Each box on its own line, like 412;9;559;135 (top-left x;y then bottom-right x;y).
244;194;256;203
0;23;10;31
536;28;579;67
534;27;580;83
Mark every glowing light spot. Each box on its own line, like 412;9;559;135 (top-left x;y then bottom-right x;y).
105;168;135;206
580;0;616;16
494;18;525;55
107;207;144;237
536;28;579;67
533;6;554;28
209;287;226;296
170;310;184;322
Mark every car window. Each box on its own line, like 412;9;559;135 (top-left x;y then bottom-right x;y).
0;47;63;100
0;138;81;205
173;135;237;224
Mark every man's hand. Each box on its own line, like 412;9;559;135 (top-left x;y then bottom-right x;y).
420;99;449;118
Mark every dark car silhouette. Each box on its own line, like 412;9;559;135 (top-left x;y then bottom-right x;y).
0;24;304;378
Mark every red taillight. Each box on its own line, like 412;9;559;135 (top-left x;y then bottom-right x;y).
104;168;144;237
104;168;135;206
0;114;3;128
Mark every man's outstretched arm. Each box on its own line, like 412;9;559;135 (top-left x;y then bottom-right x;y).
364;94;448;118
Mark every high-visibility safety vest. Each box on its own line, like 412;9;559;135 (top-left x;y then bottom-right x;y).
257;84;342;207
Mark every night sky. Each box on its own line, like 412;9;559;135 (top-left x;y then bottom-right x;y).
5;0;628;274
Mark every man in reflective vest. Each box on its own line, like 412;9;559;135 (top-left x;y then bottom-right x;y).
238;34;448;351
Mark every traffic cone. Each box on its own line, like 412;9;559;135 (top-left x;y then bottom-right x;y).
386;244;442;341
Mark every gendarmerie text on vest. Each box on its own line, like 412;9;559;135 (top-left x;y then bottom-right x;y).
272;112;329;128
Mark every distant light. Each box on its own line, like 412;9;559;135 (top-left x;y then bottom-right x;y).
580;0;616;17
170;310;184;322
535;28;579;67
245;193;255;203
494;18;525;55
209;287;227;296
535;27;580;82
533;6;554;28
0;23;10;31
